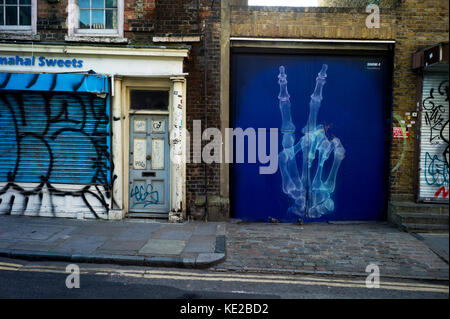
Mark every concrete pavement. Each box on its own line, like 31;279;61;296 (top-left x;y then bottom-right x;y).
0;215;226;268
413;233;449;263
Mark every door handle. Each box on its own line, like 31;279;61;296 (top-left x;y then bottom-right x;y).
146;155;151;161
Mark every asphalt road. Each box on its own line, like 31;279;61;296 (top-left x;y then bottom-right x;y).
0;257;448;301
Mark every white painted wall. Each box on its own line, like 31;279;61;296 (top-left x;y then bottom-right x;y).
170;79;185;212
0;183;109;219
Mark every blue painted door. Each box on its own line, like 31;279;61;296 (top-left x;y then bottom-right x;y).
231;53;391;222
129;115;170;213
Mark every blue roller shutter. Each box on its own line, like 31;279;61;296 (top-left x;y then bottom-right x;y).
0;72;111;186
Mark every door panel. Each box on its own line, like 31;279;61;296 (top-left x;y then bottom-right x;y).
129;115;170;213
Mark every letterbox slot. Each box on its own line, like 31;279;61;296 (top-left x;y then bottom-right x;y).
142;172;156;177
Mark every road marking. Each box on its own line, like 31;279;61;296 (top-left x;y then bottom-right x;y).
18;265;445;290
17;268;74;274
0;260;448;293
143;269;447;289
231;290;252;294
0;261;23;268
0;266;19;272
140;273;449;293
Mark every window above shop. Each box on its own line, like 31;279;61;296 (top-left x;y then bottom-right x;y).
78;0;118;32
0;0;36;35
66;0;126;43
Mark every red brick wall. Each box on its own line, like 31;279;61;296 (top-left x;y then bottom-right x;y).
37;0;67;41
124;0;155;36
183;1;222;211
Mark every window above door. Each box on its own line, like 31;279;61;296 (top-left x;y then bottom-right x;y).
130;90;170;111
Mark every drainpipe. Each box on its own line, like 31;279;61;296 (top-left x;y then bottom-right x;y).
203;20;208;222
200;0;216;222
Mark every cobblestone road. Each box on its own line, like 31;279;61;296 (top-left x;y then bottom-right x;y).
212;221;449;280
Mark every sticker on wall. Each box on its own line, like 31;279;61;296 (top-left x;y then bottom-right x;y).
393;127;409;139
152;119;165;133
366;62;382;70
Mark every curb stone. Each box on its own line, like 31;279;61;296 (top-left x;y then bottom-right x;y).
215;236;226;253
0;248;226;269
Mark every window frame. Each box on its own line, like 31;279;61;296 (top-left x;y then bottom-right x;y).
0;0;37;34
67;0;124;38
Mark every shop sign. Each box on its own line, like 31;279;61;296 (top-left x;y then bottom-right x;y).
0;55;84;68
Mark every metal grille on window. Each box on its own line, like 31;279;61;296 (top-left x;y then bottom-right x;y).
79;0;117;30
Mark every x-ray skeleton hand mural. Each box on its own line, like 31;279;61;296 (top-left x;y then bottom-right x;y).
278;65;345;220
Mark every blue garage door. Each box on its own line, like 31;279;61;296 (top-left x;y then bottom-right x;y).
231;53;392;222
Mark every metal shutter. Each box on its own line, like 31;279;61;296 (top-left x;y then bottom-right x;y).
0;72;110;186
419;72;449;202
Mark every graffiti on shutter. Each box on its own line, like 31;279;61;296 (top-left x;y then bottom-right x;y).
419;72;449;201
0;72;112;219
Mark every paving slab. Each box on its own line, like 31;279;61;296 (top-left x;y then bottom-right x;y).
195;223;218;236
0;242;12;249
57;236;108;254
415;233;449;263
183;240;215;254
159;230;193;241
72;224;129;237
139;239;186;255
0;224;66;241
4;243;60;252
116;224;162;241
95;240;148;254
